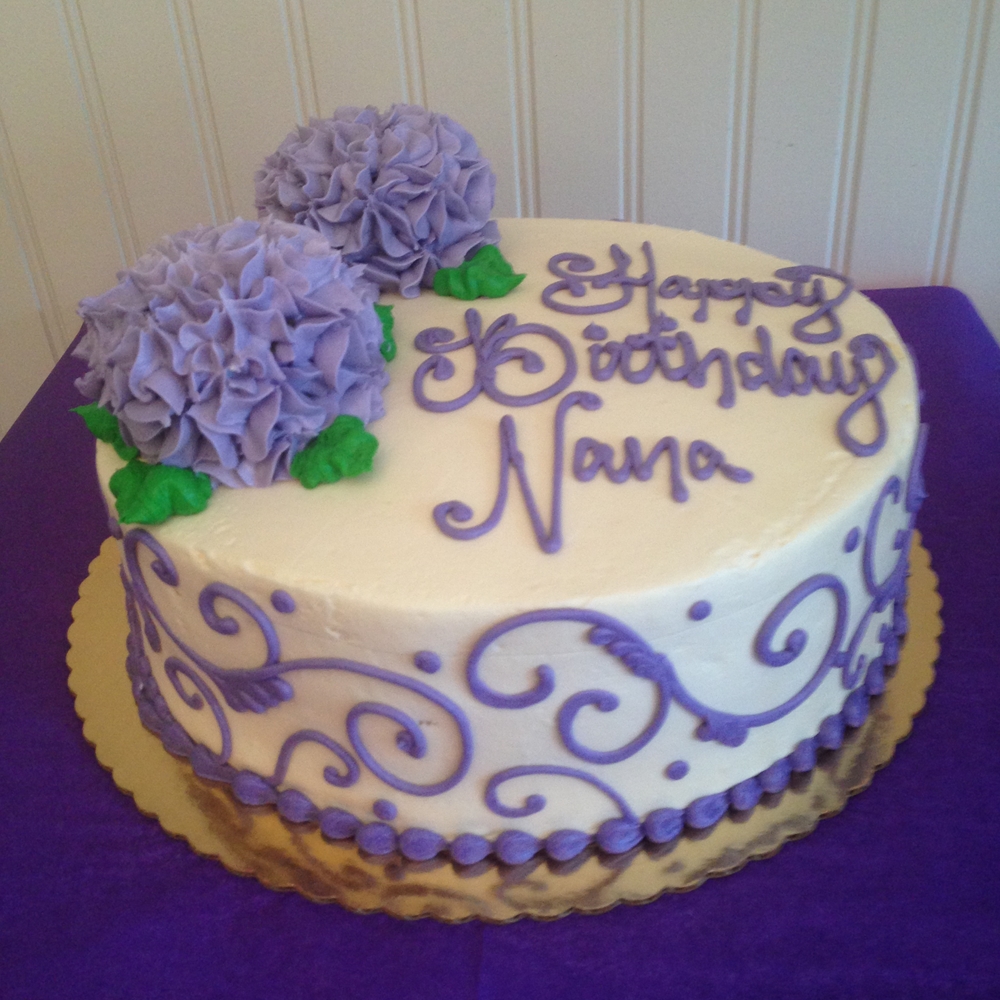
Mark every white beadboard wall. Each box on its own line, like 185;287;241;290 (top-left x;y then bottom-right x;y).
1;0;998;438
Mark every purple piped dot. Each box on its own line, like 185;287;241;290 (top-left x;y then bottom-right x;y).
232;771;276;807
356;822;397;855
277;788;317;824
596;818;643;855
545;829;591;862
665;760;689;781
373;798;397;821
865;659;887;695
399;827;445;861
644;808;683;844
161;722;193;756
758;757;792;794
318;808;360;840
189;745;219;780
688;600;712;621
495;829;540;866
817;713;845;750
729;777;763;811
844;527;861;552
270;590;296;614
583;322;608;341
843;687;870;727
685;792;728;830
789;737;817;772
449;833;492;866
413;650;442;674
108;516;124;539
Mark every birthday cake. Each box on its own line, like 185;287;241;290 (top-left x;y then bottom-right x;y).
75;108;923;866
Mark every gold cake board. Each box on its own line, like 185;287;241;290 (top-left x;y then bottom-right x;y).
67;535;940;923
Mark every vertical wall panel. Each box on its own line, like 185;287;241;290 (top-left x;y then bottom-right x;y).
530;0;622;221
0;193;58;439
0;0;121;346
848;0;971;285
78;0;214;248
189;2;300;219
641;1;739;236
745;2;855;266
417;0;520;217
947;1;999;337
302;0;407;113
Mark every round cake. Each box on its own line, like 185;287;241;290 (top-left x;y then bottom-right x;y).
90;217;923;864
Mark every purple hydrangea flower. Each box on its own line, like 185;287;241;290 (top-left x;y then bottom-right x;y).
75;218;388;488
255;104;499;298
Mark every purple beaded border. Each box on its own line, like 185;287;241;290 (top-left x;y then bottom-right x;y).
123;567;905;866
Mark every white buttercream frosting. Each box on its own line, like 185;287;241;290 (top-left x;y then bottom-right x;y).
100;219;920;843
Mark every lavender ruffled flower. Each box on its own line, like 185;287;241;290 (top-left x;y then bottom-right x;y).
75;218;388;488
255;104;499;298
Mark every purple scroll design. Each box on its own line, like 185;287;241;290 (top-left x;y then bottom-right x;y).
465;429;926;761
692;452;918;745
412;308;577;413
124;530;292;716
485;765;639;822
162;655;233;764
122;528;474;795
433;390;601;553
231;729;361;806
466;608;673;764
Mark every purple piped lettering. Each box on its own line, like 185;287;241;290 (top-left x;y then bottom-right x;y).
542;244;650;315
433;391;600;553
413;309;577;412
837;335;897;456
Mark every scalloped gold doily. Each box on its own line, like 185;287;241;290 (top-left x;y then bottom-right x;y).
67;534;940;922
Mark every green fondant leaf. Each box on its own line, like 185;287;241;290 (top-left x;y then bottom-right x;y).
374;303;396;362
110;459;213;525
72;403;139;461
432;244;526;300
290;415;378;489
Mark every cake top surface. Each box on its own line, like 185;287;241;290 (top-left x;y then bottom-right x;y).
96;217;918;619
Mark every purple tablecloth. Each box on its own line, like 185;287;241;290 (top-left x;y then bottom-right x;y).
2;287;998;999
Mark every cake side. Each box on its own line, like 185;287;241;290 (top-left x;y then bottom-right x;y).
98;218;923;861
